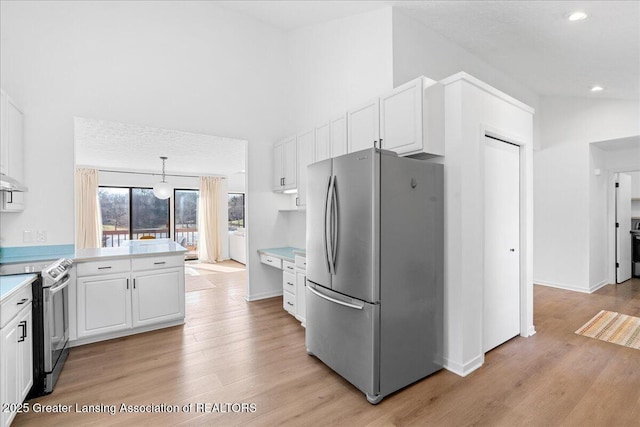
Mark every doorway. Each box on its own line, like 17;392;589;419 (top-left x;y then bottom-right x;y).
483;135;520;352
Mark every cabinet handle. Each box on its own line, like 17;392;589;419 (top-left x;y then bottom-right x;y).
287;302;294;306
296;197;299;206
7;191;13;204
16;298;28;305
287;282;294;286
153;261;166;265
17;321;26;342
98;266;112;270
126;278;129;289
266;259;272;263
133;278;136;289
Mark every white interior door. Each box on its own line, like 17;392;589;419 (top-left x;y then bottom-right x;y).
484;136;520;353
616;173;632;283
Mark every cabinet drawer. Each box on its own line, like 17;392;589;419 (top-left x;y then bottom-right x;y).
77;258;130;277
0;283;32;329
283;260;296;273
295;255;306;270
283;271;296;295
131;255;184;272
283;290;296;314
260;254;282;269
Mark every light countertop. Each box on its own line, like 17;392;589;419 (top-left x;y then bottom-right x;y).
74;239;187;262
258;247;305;262
0;274;37;301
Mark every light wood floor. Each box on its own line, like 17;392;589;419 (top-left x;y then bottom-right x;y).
14;269;640;426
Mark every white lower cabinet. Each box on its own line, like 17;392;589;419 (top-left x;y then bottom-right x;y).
294;255;306;326
76;255;185;342
1;294;32;427
77;273;131;338
132;267;185;327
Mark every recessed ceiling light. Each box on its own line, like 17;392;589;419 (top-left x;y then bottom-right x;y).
591;86;604;92
568;11;588;21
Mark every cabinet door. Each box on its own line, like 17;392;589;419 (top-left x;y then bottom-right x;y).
0;90;7;176
295;271;306;325
17;308;33;401
273;141;284;191
296;129;314;207
131;267;185;328
1;95;25;212
380;77;423;156
77;274;132;338
347;98;379;153
330;114;348;158
283;136;297;190
314;122;331;162
1;316;20;427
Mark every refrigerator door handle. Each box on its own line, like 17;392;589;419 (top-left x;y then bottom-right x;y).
326;175;336;275
330;175;338;272
324;175;335;275
308;284;364;310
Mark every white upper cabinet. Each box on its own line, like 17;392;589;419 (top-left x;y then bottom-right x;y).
296;129;315;207
0;91;8;176
380;76;444;157
347;98;379;153
330;114;348;158
273;135;297;192
0;90;25;212
314;122;331;162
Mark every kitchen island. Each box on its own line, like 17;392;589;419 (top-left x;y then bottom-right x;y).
71;239;187;346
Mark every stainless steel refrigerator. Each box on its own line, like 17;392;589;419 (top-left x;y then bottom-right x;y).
305;147;443;404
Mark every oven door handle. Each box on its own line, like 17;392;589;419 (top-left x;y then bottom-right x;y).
49;275;71;295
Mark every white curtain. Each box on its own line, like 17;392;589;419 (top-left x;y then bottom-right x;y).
198;176;223;263
75;168;102;249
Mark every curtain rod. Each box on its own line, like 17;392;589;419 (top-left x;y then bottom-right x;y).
97;169;226;179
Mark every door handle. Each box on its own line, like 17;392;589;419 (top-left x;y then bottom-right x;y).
308;285;364;310
17;321;26;342
330;176;338;272
325;175;336;275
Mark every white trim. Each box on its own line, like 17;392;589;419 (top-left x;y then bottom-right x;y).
443;354;484;377
440;72;535;114
245;289;283;301
590;279;609;293
479;125;535;353
69;319;185;347
534;280;591;294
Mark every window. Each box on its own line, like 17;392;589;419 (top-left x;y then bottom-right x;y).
228;193;245;229
174;189;199;253
99;187;130;247
98;187;170;247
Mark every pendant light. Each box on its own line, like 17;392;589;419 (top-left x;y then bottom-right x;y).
152;156;172;199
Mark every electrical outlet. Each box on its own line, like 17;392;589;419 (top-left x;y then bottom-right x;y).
23;230;34;243
36;230;47;242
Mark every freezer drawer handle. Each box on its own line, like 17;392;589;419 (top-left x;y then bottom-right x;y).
307;285;364;310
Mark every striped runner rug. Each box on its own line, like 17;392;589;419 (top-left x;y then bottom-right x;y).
575;310;640;350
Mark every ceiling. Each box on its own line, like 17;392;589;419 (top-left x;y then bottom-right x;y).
218;1;640;100
74;118;246;177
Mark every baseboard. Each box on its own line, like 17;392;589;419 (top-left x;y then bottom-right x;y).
534;280;591;294
589;280;609;293
527;325;537;336
70;319;185;347
245;289;283;301
443;354;484;377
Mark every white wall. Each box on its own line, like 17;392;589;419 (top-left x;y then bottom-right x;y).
0;1;289;300
392;8;540;149
535;97;640;292
630;171;640;218
283;7;394;248
439;74;534;376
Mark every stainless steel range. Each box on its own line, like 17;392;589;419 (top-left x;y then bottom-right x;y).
0;257;72;396
40;258;72;394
